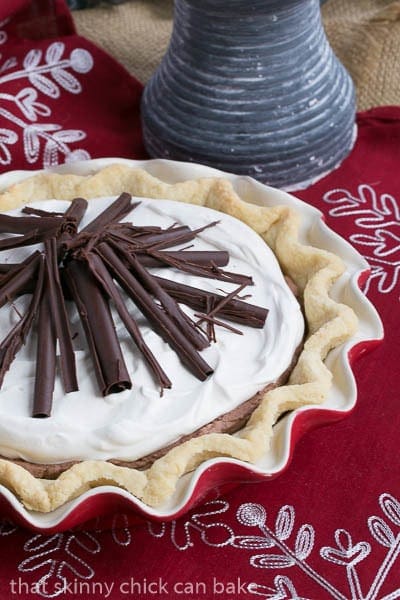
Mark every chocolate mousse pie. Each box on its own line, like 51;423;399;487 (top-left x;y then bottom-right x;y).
0;164;357;512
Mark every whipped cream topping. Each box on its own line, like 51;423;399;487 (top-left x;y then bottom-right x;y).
0;197;304;464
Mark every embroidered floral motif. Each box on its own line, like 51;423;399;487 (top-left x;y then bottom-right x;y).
18;532;101;598
2;493;400;598
0;35;94;169
323;185;400;298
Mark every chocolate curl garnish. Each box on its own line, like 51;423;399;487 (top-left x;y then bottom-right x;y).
44;238;78;393
118;247;209;351
153;275;268;328
115;225;193;251
0;255;45;388
194;312;244;336
0;213;62;234
84;252;172;392
64;260;132;396
59;197;88;239
195;283;248;326
0;227;60;251
32;286;56;418
142;247;253;286
22;207;65;218
0;251;41;309
82;192;138;234
139;250;229;269
96;242;213;381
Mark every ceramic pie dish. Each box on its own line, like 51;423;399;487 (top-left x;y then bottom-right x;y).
0;158;383;532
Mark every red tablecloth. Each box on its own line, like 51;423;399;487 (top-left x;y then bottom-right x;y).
1;2;400;599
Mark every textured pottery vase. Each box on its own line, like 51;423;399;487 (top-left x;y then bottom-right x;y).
141;0;356;189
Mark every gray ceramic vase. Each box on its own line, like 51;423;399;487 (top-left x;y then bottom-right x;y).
141;0;356;189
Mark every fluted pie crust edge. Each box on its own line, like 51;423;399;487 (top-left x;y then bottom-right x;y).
0;164;358;512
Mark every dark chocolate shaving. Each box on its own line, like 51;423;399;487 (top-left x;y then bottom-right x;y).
117;247;209;351
32;286;56;418
82;192;138;234
44;238;78;393
139;250;229;269
84;252;172;392
0;255;45;388
153;276;268;327
0;213;62;234
0;251;41;309
64;259;132;396
141;247;253;285
96;242;213;381
22;207;65;218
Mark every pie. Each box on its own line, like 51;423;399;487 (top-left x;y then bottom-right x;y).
0;163;358;513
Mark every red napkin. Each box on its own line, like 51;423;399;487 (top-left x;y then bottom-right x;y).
0;0;146;172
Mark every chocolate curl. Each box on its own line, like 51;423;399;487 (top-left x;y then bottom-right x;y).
84;252;172;392
96;242;213;381
119;248;209;351
44;238;78;393
0;227;60;251
143;247;253;286
116;225;193;251
60;197;88;237
22;207;65;218
32;287;56;418
0;213;62;234
0;251;41;309
0;256;45;388
139;250;229;269
194;312;244;336
195;283;248;326
82;192;137;234
153;275;268;328
64;260;132;396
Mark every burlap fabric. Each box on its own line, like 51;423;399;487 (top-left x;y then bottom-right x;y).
73;0;400;110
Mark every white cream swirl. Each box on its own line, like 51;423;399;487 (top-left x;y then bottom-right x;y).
0;197;304;463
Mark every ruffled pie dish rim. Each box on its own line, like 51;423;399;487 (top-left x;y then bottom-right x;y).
0;158;383;532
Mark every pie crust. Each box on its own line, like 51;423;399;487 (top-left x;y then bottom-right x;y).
0;164;358;512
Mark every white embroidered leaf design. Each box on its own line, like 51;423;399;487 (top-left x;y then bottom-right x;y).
23;126;41;163
0;57;17;73
23;49;42;70
52;68;81;94
111;513;132;547
0;39;93;168
52;129;86;144
232;535;275;550
43;140;60;168
294;524;315;560
19;532;100;598
320;529;370;567
29;73;60;98
351;230;400;258
0;128;18;164
248;575;301;600
323;184;400;298
380;493;400;527
45;42;65;65
251;554;295;570
15;88;51;121
275;505;295;541
368;516;396;548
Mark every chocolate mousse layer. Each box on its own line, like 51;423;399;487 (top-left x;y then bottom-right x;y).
7;345;300;478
